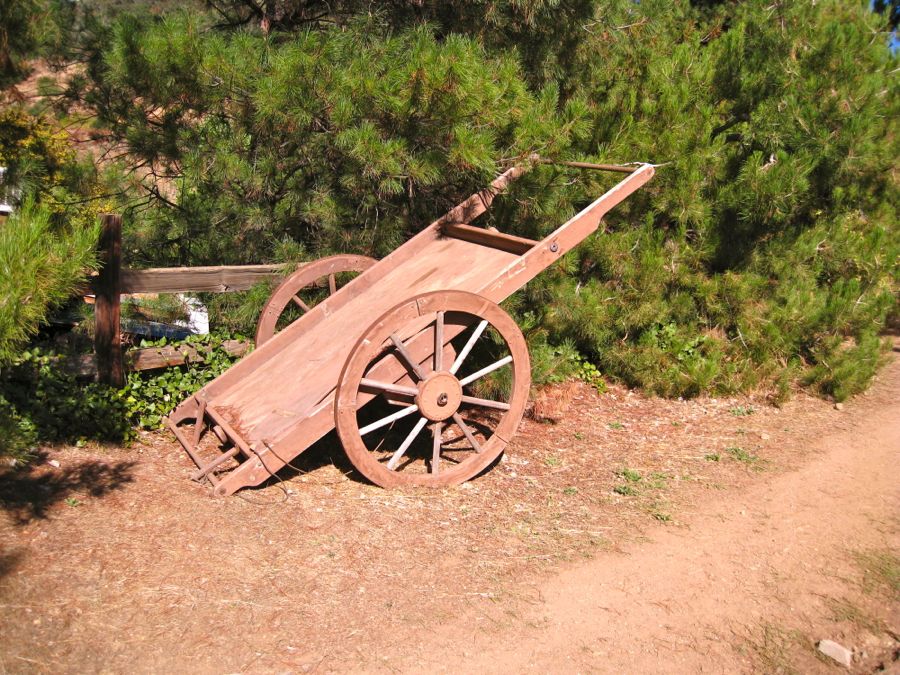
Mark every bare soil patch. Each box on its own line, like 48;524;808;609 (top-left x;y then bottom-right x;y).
0;356;897;673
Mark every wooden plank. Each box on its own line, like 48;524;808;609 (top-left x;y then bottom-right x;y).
68;339;251;378
537;159;639;173
128;339;251;370
94;214;124;387
442;223;537;255
119;264;287;294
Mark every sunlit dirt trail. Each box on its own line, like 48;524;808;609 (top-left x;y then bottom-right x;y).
390;359;900;674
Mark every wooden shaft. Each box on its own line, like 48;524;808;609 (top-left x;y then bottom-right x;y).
537;159;641;173
190;445;241;481
94;214;124;387
118;264;286;294
441;223;536;255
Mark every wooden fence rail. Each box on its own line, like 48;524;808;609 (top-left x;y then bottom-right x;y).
90;214;287;385
118;264;286;294
73;339;252;379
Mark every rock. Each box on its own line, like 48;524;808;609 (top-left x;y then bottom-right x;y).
818;639;852;667
834;402;844;411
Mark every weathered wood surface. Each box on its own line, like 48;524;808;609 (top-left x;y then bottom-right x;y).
536;159;639;173
94;214;124;387
211;234;522;444
442;223;537;255
167;164;656;495
71;339;251;378
119;264;287;294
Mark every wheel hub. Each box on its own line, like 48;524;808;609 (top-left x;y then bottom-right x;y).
416;371;462;421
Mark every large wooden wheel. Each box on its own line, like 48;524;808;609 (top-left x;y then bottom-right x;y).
335;290;530;488
255;254;376;346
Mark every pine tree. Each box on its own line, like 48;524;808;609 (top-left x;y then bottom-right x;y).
72;13;586;265
59;0;898;401
0;102;104;364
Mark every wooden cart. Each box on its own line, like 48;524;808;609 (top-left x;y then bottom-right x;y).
167;159;655;495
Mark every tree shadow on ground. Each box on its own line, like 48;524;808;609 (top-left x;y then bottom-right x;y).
0;450;136;525
0;548;25;580
0;548;27;584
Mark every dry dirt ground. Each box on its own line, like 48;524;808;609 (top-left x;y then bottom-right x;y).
1;353;898;674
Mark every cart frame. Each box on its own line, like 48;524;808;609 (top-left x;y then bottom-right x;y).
167;159;655;495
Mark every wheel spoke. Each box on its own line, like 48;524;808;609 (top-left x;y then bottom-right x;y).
390;333;426;381
328;273;337;295
450;320;489;375
359;378;417;398
451;412;482;454
359;403;418;436
431;422;443;475
434;311;444;372
291;294;311;312
458;355;513;386
460;395;510;411
387;416;428;470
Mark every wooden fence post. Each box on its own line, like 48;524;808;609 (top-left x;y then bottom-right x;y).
94;214;124;387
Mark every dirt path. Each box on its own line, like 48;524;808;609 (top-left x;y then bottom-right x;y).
391;364;900;673
1;357;898;673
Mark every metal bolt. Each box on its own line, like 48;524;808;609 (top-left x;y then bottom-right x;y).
437;393;449;406
549;242;559;253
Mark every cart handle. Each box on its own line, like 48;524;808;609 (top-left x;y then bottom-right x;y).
535;158;651;174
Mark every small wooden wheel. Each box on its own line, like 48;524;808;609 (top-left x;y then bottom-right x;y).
255;254;376;346
335;290;530;488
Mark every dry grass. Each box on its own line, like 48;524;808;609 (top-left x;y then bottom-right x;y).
854;549;900;601
0;380;857;672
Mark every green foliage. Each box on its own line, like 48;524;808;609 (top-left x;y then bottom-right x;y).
0;347;132;450
0;0;64;86
0;332;246;457
575;359;606;392
872;1;899;31
0;199;98;362
726;446;759;465
0;393;39;463
0;104;117;372
729;405;754;417
0;105;110;460
508;0;898;399
120;333;245;428
0;106;113;225
72;14;585;266
25;0;899;407
618;467;642;483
